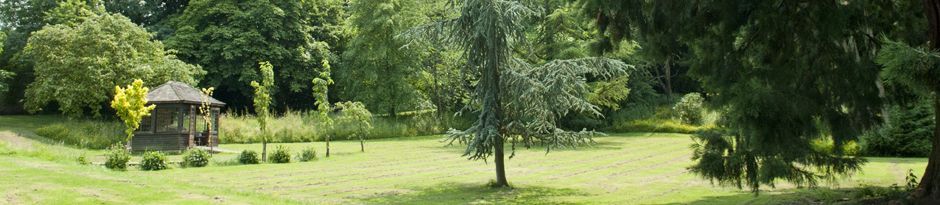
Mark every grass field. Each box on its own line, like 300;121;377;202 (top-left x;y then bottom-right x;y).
0;116;928;204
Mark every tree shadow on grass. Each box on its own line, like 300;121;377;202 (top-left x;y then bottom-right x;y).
359;183;590;205
659;186;908;205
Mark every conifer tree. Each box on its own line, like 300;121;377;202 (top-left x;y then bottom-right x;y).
581;0;914;193
411;0;631;187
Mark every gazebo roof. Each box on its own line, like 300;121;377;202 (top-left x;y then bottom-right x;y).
147;81;225;106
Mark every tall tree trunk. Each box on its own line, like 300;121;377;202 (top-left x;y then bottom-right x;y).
915;94;940;204
916;0;940;203
876;79;890;124
326;135;331;157
493;134;508;187
664;56;673;99
360;135;365;152
262;141;267;162
485;54;509;188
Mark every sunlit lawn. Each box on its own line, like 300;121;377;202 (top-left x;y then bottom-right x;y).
0;115;927;204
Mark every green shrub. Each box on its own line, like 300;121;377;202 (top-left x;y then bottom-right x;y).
298;147;317;162
860;101;934;157
77;153;89;165
268;145;291;163
140;151;168;171
673;93;704;125
238;150;260;164
182;149;211;168
105;144;130;170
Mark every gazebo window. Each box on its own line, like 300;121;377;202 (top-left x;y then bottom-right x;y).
181;107;192;132
139;115;153;132
156;107;180;133
212;109;220;131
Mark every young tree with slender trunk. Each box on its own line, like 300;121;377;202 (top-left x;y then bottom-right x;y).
199;87;215;152
336;101;373;152
251;62;274;162
312;59;334;157
111;79;156;149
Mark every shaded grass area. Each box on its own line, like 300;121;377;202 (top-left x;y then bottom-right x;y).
0;115;929;204
361;183;588;205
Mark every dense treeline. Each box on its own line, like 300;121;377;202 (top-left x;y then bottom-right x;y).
2;0;939;201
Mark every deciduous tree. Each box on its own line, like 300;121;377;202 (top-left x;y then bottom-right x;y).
312;59;334;157
336;101;373;152
338;0;423;117
251;61;274;162
167;0;344;110
111;79;156;147
23;13;203;117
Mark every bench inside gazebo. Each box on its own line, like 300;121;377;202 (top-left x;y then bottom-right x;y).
131;81;225;152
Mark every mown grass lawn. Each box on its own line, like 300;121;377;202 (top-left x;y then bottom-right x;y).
0;116;928;204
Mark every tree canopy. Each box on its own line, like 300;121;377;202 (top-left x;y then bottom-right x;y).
424;0;632;187
166;0;344;110
23;13;203;117
337;0;423;116
581;0;920;193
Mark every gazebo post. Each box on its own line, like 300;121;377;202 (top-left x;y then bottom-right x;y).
189;105;196;149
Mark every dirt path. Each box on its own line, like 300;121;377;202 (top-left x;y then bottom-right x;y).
0;131;33;149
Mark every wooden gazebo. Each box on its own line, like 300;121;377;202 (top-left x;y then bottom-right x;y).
131;81;225;152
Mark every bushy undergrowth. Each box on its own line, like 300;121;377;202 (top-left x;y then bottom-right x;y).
219;110;471;144
673;93;705;125
182;149;211;168
269;145;291;163
238;150;260;164
140;151;168;171
609;119;703;134
860;101;934;157
105;144;130;170
34;120;123;149
604;94;718;134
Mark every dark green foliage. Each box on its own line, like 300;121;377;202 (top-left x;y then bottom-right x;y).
585;1;911;193
298;147;317;162
140;151;168;171
238;150;259;165
337;0;422;116
673;93;704;125
268;145;290;163
182;148;210;168
861;100;935;157
167;0;344;110
105;144;130;170
103;0;189;38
